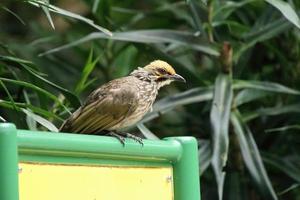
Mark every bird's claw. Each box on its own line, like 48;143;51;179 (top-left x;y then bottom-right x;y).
107;132;126;146
124;133;144;146
107;131;143;146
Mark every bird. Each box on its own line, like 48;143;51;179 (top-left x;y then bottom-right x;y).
59;60;185;145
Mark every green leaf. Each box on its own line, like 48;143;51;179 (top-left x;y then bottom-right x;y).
265;125;300;133
21;108;58;132
27;0;112;35
0;56;81;108
233;80;300;95
223;172;245;200
92;0;101;13
0;116;6;122
186;0;204;34
234;89;269;106
40;0;55;29
265;0;300;29
0;78;70;114
74;47;99;95
231;111;278;200
213;0;257;21
210;74;233;200
198;139;211;175
1;6;26;25
137;123;159;140
142;87;213;123
263;153;300;183
244;103;300;122
40;30;220;56
235;17;291;61
0;80;17;110
278;184;300;196
0;100;63;121
23;89;37;130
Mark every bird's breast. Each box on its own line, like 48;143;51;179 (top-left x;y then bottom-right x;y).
111;80;158;130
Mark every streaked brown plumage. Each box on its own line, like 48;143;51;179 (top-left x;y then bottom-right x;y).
60;60;185;143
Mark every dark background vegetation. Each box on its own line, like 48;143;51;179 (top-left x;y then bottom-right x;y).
1;0;300;199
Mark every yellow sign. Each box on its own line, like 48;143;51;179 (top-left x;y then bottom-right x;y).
19;162;174;200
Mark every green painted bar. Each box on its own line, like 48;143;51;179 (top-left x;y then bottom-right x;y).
167;137;201;200
0;123;19;200
17;130;182;163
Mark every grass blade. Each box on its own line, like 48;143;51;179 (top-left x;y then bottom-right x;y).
231;111;278;200
210;73;233;200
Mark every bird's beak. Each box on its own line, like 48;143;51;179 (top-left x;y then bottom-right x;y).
170;74;186;83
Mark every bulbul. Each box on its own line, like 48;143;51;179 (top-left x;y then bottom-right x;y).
60;60;185;144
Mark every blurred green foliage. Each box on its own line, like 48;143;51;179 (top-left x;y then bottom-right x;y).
1;0;300;199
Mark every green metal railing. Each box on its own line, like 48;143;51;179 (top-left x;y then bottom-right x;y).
0;123;200;200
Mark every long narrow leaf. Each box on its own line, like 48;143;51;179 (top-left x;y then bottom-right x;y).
0;116;6;122
263;153;300;183
235;17;291;61
244;103;300;122
210;73;233;200
27;0;111;35
0;78;70;114
21;108;58;132
234;89;269;106
265;125;300;133
40;0;55;29
1;6;26;25
142;87;213;123
40;30;219;56
0;100;63;121
265;0;300;29
198;139;211;175
74;47;99;95
186;0;204;34
231;111;278;200
137;123;159;140
0;56;81;108
233;80;300;95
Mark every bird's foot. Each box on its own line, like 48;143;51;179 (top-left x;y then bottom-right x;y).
119;132;144;146
106;131;143;146
106;132;126;146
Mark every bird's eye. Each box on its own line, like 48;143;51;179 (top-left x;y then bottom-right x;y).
157;68;169;75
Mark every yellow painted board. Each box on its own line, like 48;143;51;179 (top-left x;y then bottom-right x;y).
19;162;174;200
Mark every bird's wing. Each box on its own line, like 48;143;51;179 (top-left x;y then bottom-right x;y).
60;78;139;134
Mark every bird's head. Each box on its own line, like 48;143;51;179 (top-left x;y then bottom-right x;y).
142;60;186;88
